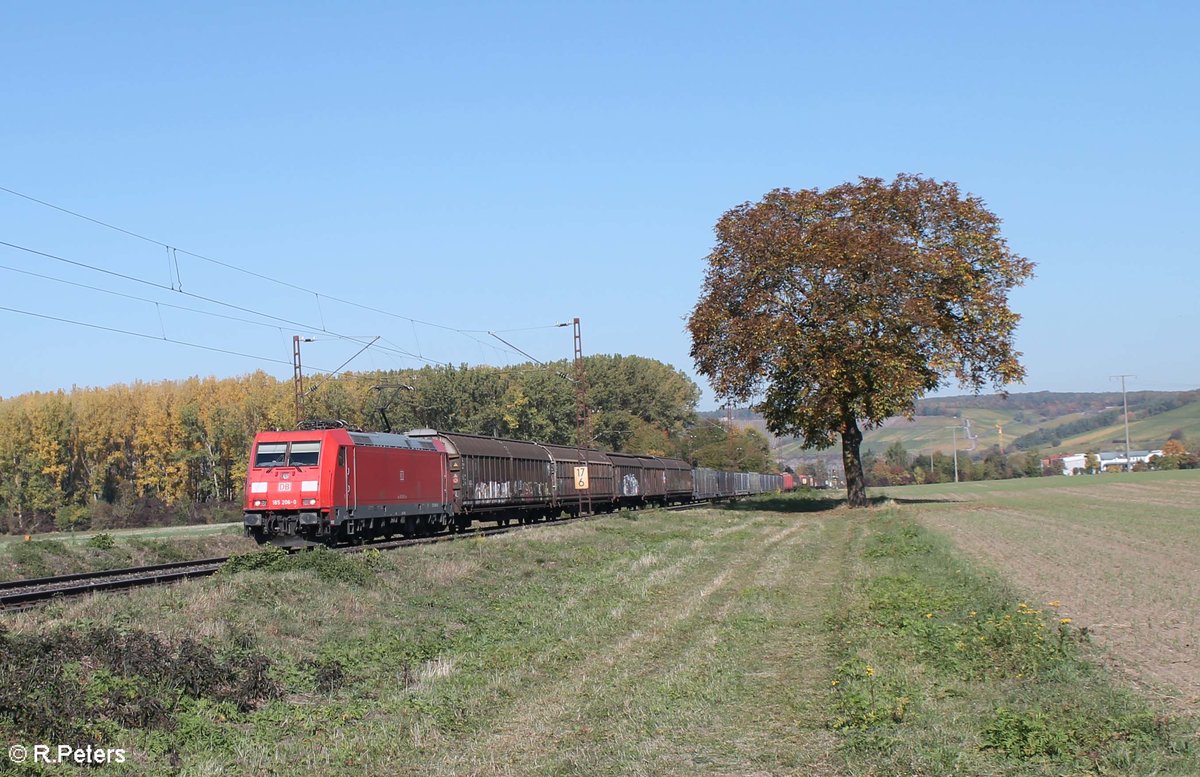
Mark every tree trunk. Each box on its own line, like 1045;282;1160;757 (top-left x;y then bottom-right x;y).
841;417;868;508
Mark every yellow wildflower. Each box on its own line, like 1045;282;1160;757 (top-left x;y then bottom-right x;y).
925;612;934;619
1047;600;1061;607
1060;617;1072;625
865;666;876;677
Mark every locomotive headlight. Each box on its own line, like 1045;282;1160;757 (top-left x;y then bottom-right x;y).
302;498;317;506
252;499;267;507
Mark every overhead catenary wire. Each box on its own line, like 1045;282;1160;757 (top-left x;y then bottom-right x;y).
0;304;335;372
488;331;549;366
302;337;381;399
0;239;440;368
0;184;565;345
0;261;326;336
488;328;577;384
0;236;537;368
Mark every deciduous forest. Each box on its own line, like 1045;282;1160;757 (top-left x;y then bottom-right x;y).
0;355;773;534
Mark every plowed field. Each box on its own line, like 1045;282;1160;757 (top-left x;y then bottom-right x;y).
882;470;1200;711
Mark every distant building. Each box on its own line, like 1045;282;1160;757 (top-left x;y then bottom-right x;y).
1059;453;1087;474
1041;453;1067;471
1098;451;1162;471
1057;450;1164;475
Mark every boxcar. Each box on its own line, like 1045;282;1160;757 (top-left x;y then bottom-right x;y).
407;429;555;525
693;467;718;500
538;444;616;515
661;457;694;503
609;452;650;508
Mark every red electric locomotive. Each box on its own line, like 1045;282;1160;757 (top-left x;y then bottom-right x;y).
243;427;454;546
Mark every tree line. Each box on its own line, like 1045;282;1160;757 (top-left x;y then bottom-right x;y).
861;442;1053;486
0;355;773;534
861;434;1197;487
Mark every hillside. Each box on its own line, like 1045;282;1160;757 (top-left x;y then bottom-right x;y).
1054;400;1200;452
705;390;1200;465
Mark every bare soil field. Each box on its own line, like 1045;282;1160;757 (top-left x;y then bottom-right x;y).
882;470;1200;712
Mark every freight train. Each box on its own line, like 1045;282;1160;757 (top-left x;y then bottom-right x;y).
243;426;788;546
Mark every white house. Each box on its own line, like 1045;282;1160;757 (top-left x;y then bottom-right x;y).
1060;450;1164;475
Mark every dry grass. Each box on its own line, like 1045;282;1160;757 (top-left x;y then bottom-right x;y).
4;487;1193;775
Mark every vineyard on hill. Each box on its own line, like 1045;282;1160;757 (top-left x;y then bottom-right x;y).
744;390;1200;464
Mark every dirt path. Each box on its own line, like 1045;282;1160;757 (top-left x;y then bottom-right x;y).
423;513;851;776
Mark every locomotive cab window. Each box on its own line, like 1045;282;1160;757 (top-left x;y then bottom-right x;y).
253;441;321;468
290;441;321;467
253;443;287;468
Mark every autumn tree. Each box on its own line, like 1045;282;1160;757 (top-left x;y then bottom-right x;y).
688;175;1034;507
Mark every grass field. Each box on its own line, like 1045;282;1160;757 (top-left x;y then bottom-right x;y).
0;522;253;582
1;482;1196;775
0;521;243;548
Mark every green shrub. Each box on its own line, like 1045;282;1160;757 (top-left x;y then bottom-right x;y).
86;532;116;550
982;707;1072;759
0;624;282;746
221;547;381;586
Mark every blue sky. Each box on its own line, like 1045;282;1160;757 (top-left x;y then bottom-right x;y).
2;1;1197;408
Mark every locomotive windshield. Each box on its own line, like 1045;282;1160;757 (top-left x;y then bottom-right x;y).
289;441;321;467
254;443;287;468
253;441;321;468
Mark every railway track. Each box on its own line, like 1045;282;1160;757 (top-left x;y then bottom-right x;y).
0;501;717;612
0;557;231;613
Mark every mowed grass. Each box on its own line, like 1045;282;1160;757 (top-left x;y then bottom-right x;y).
1;490;1195;775
0;520;244;548
0;523;255;582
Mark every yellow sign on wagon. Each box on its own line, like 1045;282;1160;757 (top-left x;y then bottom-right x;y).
574;466;590;490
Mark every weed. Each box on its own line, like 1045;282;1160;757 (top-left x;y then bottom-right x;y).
5;539;71;578
0;623;282;747
86;532;116;550
220;547;379;585
221;547;289;574
126;536;191;561
300;657;348;693
982;706;1073;759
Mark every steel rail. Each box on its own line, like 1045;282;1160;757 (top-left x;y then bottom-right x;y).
0;500;720;611
0;559;229;613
